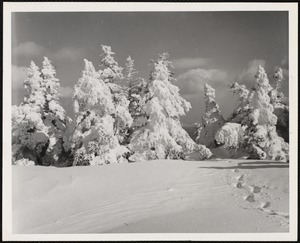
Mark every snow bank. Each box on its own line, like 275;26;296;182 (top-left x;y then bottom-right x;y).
12;159;289;233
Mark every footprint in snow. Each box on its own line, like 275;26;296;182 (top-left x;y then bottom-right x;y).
260;201;271;209
233;181;243;188
243;194;255;202
232;169;239;173
236;175;244;182
249;185;261;193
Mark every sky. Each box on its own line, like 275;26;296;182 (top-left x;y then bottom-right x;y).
11;11;289;125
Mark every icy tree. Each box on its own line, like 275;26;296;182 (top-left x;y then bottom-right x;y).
39;57;70;165
227;82;251;123
23;61;46;107
72;59;129;166
195;83;225;148
125;55;138;81
128;53;212;161
12;62;49;165
269;67;289;142
99;45;133;144
242;65;289;161
12;58;71;166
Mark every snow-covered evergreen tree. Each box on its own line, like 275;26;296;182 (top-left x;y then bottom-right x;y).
72;59;128;165
227;82;251;123
195;83;225;148
12;59;70;166
99;45;133;144
269;67;289;142
242;65;289;161
23;61;46;107
125;55;138;81
128;53;212;161
39;57;70;165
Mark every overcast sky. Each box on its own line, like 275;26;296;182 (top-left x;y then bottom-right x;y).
12;11;289;125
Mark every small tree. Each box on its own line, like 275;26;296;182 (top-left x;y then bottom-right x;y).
125;55;138;81
195;83;225;148
72;59;128;165
129;53;212;161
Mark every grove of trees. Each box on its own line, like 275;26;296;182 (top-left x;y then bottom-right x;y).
12;46;289;166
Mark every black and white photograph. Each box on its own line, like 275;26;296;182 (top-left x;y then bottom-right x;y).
3;2;298;241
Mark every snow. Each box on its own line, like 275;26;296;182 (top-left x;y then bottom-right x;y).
12;159;289;233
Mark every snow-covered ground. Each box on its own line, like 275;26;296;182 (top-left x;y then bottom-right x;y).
12;159;289;234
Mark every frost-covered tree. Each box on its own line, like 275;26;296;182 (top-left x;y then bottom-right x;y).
39;57;70;165
227;82;250;123
242;65;289;161
269;67;289;142
99;45;133;144
128;53;212;161
12;59;70;166
125;55;138;81
195;83;225;148
23;61;46;107
72;59;128;165
123;56;147;142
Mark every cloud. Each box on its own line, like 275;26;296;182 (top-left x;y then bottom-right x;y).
12;65;27;90
59;86;73;97
51;47;83;61
13;41;48;57
172;58;212;69
236;59;266;85
176;68;228;95
13;41;84;62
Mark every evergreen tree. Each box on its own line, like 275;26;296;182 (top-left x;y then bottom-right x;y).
242;65;289;161
227;82;250;123
12;59;70;166
72;59;128;165
125;55;138;81
269;68;289;142
195;83;225;148
99;45;133;144
128;53;212;161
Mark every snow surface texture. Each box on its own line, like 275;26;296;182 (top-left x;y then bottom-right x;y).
12;159;289;233
129;53;211;161
195;83;225;148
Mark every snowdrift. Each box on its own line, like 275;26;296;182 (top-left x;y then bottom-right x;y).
12;159;289;233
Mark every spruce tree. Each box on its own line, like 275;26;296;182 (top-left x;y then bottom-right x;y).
72;59;128;165
195;83;225;148
242;65;289;161
129;53;212;161
99;45;133;144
